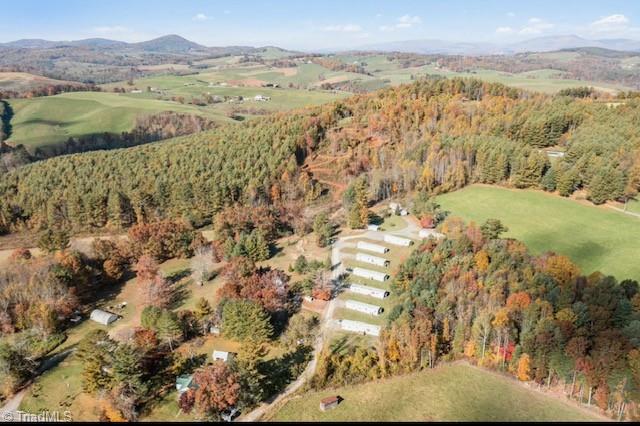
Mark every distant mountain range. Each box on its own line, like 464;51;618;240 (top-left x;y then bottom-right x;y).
356;35;640;55
3;34;640;56
0;34;257;55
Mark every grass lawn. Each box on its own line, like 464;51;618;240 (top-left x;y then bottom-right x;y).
270;363;603;422
437;185;640;280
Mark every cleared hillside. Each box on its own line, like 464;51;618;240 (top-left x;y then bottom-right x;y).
272;363;602;422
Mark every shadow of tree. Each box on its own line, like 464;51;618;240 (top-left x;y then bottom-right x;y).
258;346;313;400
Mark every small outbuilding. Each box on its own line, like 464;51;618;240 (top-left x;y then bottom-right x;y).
213;350;236;363
367;224;380;231
319;396;340;411
176;375;197;395
89;309;118;326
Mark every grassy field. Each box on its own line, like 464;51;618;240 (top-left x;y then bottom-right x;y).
271;363;602;422
7;72;345;151
437;185;640;280
7;91;228;150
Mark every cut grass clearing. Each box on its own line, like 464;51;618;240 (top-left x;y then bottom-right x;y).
437;185;640;280
270;363;603;422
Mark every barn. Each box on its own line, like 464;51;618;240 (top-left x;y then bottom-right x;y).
356;252;389;267
349;283;389;299
89;309;118;326
356;241;389;254
383;234;413;247
353;267;389;282
345;299;383;316
339;319;381;336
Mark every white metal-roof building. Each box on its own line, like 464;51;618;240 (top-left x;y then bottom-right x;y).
349;283;389;299
419;229;445;240
356;241;389;254
339;319;381;336
367;224;380;231
356;252;389;267
345;299;383;316
384;234;413;247
352;267;389;282
89;309;118;326
213;350;236;363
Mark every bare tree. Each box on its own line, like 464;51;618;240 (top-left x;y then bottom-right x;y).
191;245;215;286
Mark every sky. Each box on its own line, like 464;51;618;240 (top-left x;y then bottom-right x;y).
0;0;639;50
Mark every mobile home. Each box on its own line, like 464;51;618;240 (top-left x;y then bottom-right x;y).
339;319;381;336
352;267;389;282
383;234;413;247
349;283;389;300
345;299;384;316
356;252;389;267
356;241;389;254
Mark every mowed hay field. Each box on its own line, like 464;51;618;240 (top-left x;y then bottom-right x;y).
437;185;640;280
272;363;602;422
7;91;227;150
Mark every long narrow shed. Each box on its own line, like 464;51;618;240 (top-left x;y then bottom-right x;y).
356;252;389;267
384;234;413;247
339;319;381;336
356;241;389;254
349;283;389;299
352;267;389;282
345;299;383;316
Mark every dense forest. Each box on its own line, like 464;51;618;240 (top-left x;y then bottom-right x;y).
312;218;640;419
1;77;639;235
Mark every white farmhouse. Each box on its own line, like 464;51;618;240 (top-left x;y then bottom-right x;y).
352;267;389;282
356;241;389;254
345;300;383;316
384;234;413;247
339;319;381;336
356;252;389;267
213;350;236;363
349;283;389;300
89;309;118;326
